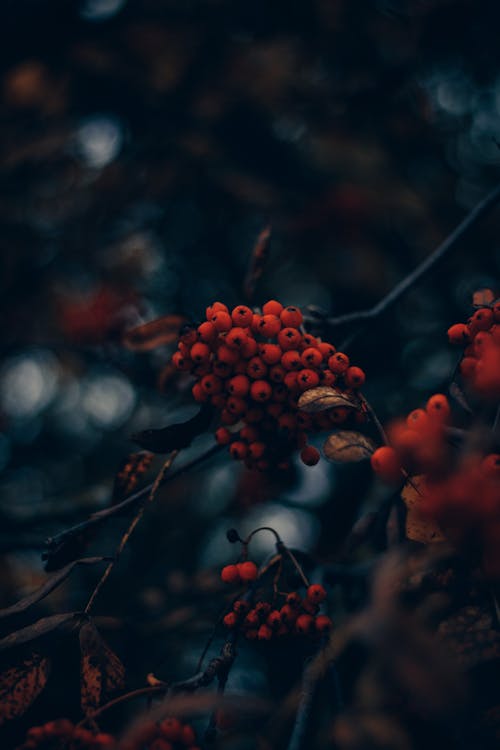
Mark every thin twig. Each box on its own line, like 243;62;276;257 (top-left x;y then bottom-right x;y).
311;182;500;340
84;451;178;614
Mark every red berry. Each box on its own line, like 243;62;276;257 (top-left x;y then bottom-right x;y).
247;356;268;379
318;341;336;360
237;561;258;581
231;305;253;327
215;427;231;445
295;614;314;634
211;310;233;332
447;323;470;345
233;599;251;615
223;612;238;628
406;408;429;430
286;592;302;607
470;307;494;333
160;718;182;741
249;441;266;459
300;445;320;466
226;327;248;349
344;366;365;389
260;343;282;365
280;604;297;624
426;393;451;421
250;380;272;402
221;565;240;584
230;441;248;459
172;351;191;371
306;584;327;603
315;615;333;633
370;446;402;483
328;352;350;374
281;350;302;370
197;321;218;343
192;383;208;402
241;336;258;358
226;396;247;416
258;314;282;337
278;327;302;350
297;369;320;390
190;342;211;364
269;364;286;382
258;624;273;640
267;610;282;629
262;300;283;316
228;374;250;397
182;725;197;745
301;347;323;368
201;374;222;394
280;306;303;328
481;454;500;478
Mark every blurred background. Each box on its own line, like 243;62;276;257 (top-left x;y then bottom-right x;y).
1;0;500;745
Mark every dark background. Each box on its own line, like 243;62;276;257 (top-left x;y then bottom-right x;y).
1;1;500;747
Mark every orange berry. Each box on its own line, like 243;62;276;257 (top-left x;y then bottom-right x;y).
281;350;302;370
258;314;282;337
237;561;258;581
262;300;283;316
260;343;282;365
300;445;320;466
280;306;303;328
190;342;211;364
278;327;302;350
406;408;429;430
344;366;365;389
247;356;268;379
301;347;323;368
226;327;248;349
241;336;258;358
197;321;218;343
297;369;320;390
230;441;248;459
328;352;350;374
470;307;494;333
172;351;191;371
370;446;402;483
318;341;336;360
231;305;253;327
306;584;327;603
223;612;238;628
221;564;240;583
211;310;233;332
321;370;336;386
460;356;477;378
426;393;451;421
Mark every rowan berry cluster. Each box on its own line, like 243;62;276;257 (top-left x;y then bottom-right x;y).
448;289;500;400
172;300;366;468
370;394;451;483
17;720;114;750
419;453;500;577
221;569;332;641
122;717;199;750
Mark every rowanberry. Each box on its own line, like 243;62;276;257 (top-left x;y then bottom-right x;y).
172;351;191;371
280;306;303;328
370;446;402;483
406;408;429;430
328;352;350;374
228;374;250;397
470;307;494;333
281;350;302;370
267;610;282;629
315;615;333;633
192;382;208;402
258;314;282;337
160;718;182;741
481;454;500;478
278;327;302;350
344;366;365;389
447;323;470;345
247;356;268;379
240;425;259;442
226;327;249;349
297;369;320;390
301;347;323;368
286;592;302;607
295;614;314;634
321;370;336;386
426;393;451;421
260;343;282;365
245;610;260;628
263;300;283;316
318;341;336;360
241;336;258;358
230;441;248;459
250;380;272;401
231;305;253;327
227;396;247;416
300;445;320;466
272;383;288;402
182;725;197;745
200;374;222;395
280;604;297;624
215;427;231;445
197;321;218;343
258;624;273;640
221;565;240;584
233;600;250;614
249;441;266;459
237;560;258;581
223;612;238;628
211;310;233;332
306;584;327;603
190;342;211;364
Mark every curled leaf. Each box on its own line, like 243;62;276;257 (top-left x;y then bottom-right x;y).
323;431;376;463
80;621;125;714
298;387;358;414
0;613;79;653
123;314;186;351
132;403;213;453
0;653;50;725
402;477;446;544
0;558;107;621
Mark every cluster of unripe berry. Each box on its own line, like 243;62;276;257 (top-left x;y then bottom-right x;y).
122;717;199;750
370;394;451;483
172;300;366;468
448;291;500;400
220;562;332;640
17;720;114;750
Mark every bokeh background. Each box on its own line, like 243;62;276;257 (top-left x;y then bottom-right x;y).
1;0;500;746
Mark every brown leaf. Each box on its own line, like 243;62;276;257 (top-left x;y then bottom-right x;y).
438;605;500;667
122;314;186;351
0;613;79;652
0;558;107;621
298;387;359;414
0;653;50;725
79;621;125;714
323;431;375;463
401;477;446;544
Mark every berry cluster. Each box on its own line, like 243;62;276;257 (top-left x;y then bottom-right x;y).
17;721;114;750
419;453;500;577
448;290;500;400
172;300;366;468
122;718;199;750
370;394;451;483
221;579;332;641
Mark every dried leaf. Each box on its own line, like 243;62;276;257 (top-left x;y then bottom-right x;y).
0;653;50;725
0;613;79;652
80;621;125;714
298;387;358;414
0;558;107;621
438;605;500;667
122;314;186;351
472;288;495;307
132;403;213;453
323;431;376;463
112;452;154;505
402;477;446;544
